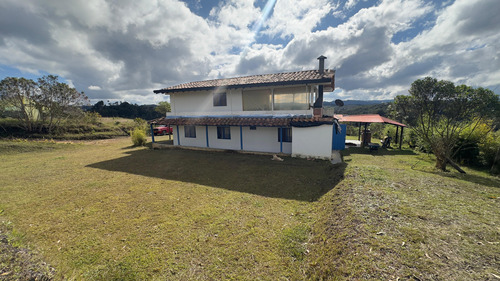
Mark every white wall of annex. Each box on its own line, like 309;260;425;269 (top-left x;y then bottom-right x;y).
292;125;332;159
207;126;241;150
242;127;291;154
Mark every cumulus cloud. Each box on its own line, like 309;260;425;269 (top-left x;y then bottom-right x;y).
263;0;335;39
0;0;498;104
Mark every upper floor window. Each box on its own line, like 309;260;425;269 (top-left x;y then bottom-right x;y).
185;125;196;138
217;126;231;139
274;86;309;110
243;89;272;111
213;92;227;106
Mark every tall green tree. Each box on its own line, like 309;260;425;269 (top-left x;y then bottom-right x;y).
155;101;171;116
394;77;499;172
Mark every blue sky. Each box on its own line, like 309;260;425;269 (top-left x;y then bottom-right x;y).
0;0;499;104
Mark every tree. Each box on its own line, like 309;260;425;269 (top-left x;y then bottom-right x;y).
0;76;88;133
394;77;499;172
0;77;39;131
37;75;88;133
155;101;171;116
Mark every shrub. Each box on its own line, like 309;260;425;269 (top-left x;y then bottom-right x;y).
478;130;500;173
83;111;102;125
130;128;147;146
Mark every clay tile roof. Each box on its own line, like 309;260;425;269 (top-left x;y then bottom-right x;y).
150;116;335;127
154;69;335;94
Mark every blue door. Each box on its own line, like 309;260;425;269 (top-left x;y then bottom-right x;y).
332;124;346;150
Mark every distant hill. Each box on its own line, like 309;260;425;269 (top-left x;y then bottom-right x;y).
324;100;393;116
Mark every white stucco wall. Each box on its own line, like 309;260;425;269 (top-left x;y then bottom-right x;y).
170;87;314;116
207;126;241;150
292;125;333;159
172;125;292;154
171;90;232;116
176;125;207;147
241;126;291;154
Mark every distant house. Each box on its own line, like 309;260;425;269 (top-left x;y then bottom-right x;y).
151;56;345;160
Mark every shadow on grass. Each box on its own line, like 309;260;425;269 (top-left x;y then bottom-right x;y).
87;148;346;202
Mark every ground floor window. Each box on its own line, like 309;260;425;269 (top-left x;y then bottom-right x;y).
185;125;196;138
278;128;292;142
217;126;231;139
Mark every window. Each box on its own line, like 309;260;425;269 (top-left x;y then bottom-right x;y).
274;86;309;110
217;126;231;139
184;125;196;138
213;92;227;106
278;128;292;142
242;89;272;111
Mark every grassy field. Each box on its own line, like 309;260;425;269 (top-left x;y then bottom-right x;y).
0;137;499;280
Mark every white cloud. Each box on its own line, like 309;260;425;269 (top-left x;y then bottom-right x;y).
344;0;358;10
210;0;261;30
264;0;335;39
0;0;498;105
88;85;101;90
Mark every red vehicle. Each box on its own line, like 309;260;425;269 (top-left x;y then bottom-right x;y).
153;125;173;135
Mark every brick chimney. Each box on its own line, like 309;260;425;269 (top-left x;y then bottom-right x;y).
313;55;327;117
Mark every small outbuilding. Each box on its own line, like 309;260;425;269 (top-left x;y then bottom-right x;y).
336;114;406;149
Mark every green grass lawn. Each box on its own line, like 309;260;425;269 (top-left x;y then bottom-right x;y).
0;137;343;280
308;148;500;280
0;138;499;280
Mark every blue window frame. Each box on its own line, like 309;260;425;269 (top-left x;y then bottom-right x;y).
184;125;196;138
278;128;292;142
217;126;231;139
213;92;227;106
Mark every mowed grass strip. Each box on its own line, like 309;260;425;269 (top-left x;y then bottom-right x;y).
308;148;500;280
0;138;343;280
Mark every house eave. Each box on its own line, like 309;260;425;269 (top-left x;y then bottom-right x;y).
149;115;336;127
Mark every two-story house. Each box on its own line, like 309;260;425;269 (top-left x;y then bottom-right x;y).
151;56;345;160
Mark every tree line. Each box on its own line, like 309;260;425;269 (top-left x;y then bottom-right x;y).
88;101;168;120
